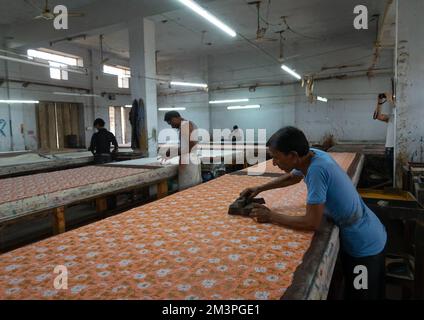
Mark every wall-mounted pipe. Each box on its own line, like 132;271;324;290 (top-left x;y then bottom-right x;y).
368;0;395;76
0;78;90;93
0;54;88;75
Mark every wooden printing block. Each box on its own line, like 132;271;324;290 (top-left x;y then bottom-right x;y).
228;197;265;216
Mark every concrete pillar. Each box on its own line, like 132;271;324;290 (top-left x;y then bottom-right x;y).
84;49;98;148
128;18;158;157
395;0;424;186
0;33;13;151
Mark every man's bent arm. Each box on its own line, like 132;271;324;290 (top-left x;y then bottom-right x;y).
269;203;325;231
257;173;303;193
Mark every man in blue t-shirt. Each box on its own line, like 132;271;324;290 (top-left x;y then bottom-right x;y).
240;126;387;300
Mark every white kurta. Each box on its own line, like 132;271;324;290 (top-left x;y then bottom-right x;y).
178;121;202;190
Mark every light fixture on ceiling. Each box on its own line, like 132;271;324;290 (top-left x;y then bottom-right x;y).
0;100;39;104
53;92;100;97
281;64;302;80
227;105;261;110
177;0;237;37
209;98;249;104
158;107;186;111
170;81;208;88
317;96;328;103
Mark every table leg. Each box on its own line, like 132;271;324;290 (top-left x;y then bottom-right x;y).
52;207;66;235
157;180;168;199
96;197;108;213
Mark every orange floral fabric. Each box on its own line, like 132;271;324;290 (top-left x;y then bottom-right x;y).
0;166;149;205
0;153;356;300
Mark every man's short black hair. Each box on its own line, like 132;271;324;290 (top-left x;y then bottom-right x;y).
164;111;181;122
233;125;239;130
266;126;310;157
93;118;105;127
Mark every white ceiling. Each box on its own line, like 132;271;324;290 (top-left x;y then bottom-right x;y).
70;0;390;61
0;0;394;75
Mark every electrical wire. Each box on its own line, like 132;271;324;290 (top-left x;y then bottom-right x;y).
161;13;203;36
281;16;326;41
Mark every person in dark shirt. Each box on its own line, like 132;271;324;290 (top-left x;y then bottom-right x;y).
88;118;119;164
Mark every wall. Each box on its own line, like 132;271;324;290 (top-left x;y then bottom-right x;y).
396;0;424;173
157;56;210;143
210;86;296;142
157;45;393;144
295;75;392;143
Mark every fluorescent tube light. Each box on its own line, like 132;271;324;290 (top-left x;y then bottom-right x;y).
0;100;39;104
177;0;237;37
317;96;328;102
281;64;302;80
227;105;261;110
209;98;249;104
53;92;100;97
158;107;186;111
170;81;208;88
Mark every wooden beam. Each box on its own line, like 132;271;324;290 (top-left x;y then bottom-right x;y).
157;180;168;199
96;197;108;213
47;102;57;150
52;207;66;235
37;103;49;151
63;103;72;146
56;103;65;149
70;104;80;146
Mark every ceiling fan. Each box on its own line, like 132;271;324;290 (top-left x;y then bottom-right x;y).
247;1;277;43
27;0;85;20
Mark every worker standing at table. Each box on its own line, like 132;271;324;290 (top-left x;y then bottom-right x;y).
229;125;243;142
373;92;395;181
240;126;387;300
163;111;202;190
89;118;119;164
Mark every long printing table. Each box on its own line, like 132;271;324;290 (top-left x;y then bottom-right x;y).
0;146;257;178
106;149;246;167
0;152;363;300
0;152;94;178
0;164;178;236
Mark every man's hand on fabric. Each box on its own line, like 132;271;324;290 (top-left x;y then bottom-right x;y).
250;203;273;223
240;187;261;200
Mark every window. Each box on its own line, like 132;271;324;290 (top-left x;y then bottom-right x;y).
49;62;68;80
27;49;83;81
109;105;131;146
103;65;131;89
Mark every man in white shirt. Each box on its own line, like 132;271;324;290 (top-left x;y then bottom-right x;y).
163;111;202;190
374;93;395;180
229;125;243;142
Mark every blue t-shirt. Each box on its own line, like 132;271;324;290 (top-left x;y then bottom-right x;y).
292;149;387;258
